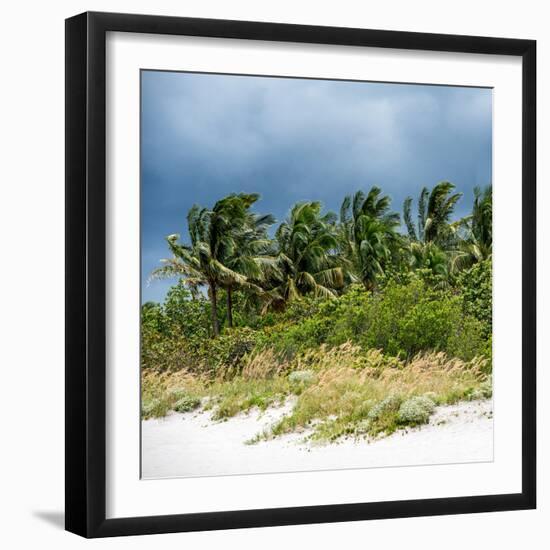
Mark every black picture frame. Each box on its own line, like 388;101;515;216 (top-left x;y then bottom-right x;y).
65;11;536;538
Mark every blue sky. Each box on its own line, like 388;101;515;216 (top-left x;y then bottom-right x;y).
141;70;492;304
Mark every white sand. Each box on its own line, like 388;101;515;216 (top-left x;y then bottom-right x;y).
141;399;493;479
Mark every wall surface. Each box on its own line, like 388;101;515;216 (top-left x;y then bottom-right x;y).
0;1;546;548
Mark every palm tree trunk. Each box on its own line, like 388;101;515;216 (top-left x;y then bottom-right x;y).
226;287;234;328
208;283;220;337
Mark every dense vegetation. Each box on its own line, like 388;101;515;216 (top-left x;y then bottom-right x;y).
142;182;493;442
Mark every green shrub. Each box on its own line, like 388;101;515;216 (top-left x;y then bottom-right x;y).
141;301;168;334
325;286;372;347
469;376;493;400
368;394;402;420
396;298;459;356
360;278;488;360
142;270;492;377
210;377;289;419
197;327;259;377
141;329;197;373
446;314;488;361
141;398;169;419
458;260;492;338
258;316;332;358
397;396;436;425
163;281;211;339
253;278;489;363
173;394;201;413
288;370;316;391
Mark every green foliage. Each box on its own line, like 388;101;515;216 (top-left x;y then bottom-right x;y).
151;193;276;337
141;398;168;419
258;315;333;358
141;301;168;334
391;292;483;360
368;394;403;421
163;281;211;338
397;396;436;425
195;327;260;377
141;327;192;373
365;394;403;434
323;277;488;361
209;377;289;419
339;187;401;289
142;273;491;374
468;376;493;400
265;201;344;307
173;394;201;413
446;315;489;363
458;259;492;338
403;182;462;245
288;370;316;392
140;287;212;372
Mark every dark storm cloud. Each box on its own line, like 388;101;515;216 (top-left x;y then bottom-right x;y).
141;71;492;303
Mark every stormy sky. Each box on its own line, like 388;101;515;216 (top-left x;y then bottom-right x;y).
141;70;492;304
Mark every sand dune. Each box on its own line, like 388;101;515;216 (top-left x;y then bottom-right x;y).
141;399;493;479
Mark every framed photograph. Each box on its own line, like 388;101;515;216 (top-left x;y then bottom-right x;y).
65;11;536;538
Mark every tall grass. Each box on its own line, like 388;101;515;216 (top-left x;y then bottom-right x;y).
141;370;204;419
268;348;489;442
142;342;491;443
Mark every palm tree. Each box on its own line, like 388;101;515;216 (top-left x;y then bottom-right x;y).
339;187;400;290
264;202;344;309
409;241;450;284
470;185;492;253
403;182;462;246
450;185;492;271
151;194;264;337
221;207;278;327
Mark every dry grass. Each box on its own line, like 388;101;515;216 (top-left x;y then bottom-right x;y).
241;348;289;380
141;370;205;419
288;343;401;374
142;343;491;444
267;346;490;442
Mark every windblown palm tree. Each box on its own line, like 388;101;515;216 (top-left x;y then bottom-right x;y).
339;187;400;290
222;207;278;327
403;182;463;246
151;193;274;336
470;185;492;253
264;201;344;309
409;241;450;284
450;185;492;271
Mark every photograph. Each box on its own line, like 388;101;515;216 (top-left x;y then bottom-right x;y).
1;1;542;545
139;70;494;479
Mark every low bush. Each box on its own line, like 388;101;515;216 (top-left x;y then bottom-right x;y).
141;370;205;419
254;278;491;364
141;398;167;419
359;279;488;360
256;316;333;358
142;275;491;375
173;394;201;413
288;370;316;392
368;394;402;421
468;376;493;400
458;260;492;339
397;396;436;425
208;377;290;420
194;326;260;377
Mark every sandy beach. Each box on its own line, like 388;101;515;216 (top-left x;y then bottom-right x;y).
141;399;493;479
